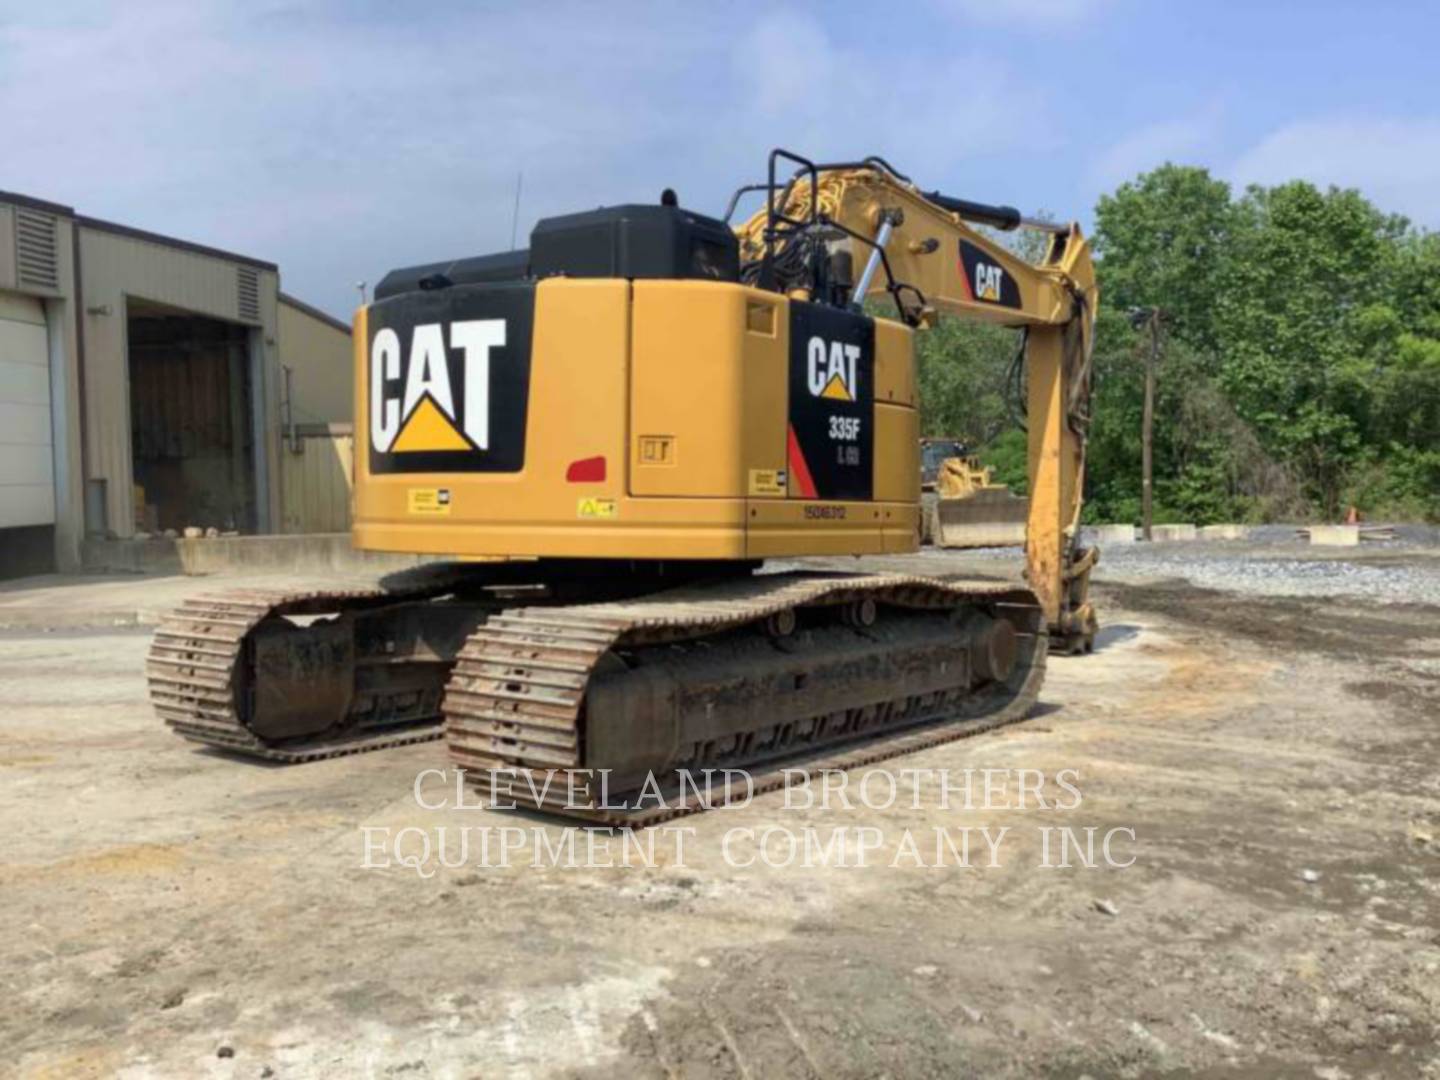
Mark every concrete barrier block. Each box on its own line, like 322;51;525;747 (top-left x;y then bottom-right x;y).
82;536;183;573
177;534;443;575
83;533;445;576
1308;525;1360;546
1149;523;1198;542
1090;524;1136;545
1199;524;1249;541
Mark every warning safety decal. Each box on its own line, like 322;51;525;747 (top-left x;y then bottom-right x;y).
577;497;618;519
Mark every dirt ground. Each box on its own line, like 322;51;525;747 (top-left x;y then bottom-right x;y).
2;549;1438;1078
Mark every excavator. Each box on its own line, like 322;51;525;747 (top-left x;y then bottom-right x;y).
147;150;1097;824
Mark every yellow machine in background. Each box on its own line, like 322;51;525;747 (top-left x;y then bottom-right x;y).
931;454;1030;549
149;150;1098;823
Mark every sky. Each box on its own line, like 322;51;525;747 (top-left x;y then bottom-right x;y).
2;0;1438;319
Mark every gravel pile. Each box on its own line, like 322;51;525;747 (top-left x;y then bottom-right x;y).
937;524;1440;606
1082;523;1440;548
1084;523;1440;605
1094;547;1440;606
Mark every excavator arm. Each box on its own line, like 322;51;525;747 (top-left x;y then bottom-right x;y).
733;156;1099;651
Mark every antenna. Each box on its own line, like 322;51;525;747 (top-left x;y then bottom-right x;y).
355;280;368;305
510;170;524;250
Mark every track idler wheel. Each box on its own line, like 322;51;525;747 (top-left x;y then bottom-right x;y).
955;611;1018;683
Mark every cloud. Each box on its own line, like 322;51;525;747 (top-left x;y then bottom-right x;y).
0;3;1055;316
1087;105;1225;188
0;2;732;314
932;0;1114;28
1229;115;1440;226
728;11;1053;185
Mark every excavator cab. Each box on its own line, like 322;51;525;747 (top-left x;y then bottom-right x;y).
921;438;970;490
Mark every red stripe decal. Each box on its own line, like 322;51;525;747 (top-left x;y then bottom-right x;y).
565;455;606;483
787;424;818;499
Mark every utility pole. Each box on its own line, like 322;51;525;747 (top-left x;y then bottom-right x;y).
1141;308;1161;542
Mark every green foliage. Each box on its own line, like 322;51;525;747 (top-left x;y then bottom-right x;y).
1078;310;1145;522
1205;182;1405;514
979;428;1029;495
1094;165;1233;349
913;318;1021;445
1085;166;1439;524
882;164;1437;525
1343;445;1440;522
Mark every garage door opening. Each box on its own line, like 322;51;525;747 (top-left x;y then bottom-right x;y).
127;301;256;534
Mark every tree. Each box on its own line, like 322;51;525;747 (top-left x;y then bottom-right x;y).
1214;182;1409;515
879;165;1440;525
1088;166;1246;522
912;317;1021;445
1094;165;1234;350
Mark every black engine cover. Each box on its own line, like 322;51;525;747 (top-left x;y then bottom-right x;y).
530;204;739;283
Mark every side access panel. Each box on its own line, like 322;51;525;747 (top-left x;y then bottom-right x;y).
628;281;787;500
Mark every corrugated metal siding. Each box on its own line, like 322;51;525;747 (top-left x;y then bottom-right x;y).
0;207;18;291
278;297;353;425
280;432;353;533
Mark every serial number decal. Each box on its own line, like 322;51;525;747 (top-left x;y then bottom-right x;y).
803;505;847;520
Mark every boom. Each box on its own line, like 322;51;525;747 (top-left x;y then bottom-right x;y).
732;156;1099;650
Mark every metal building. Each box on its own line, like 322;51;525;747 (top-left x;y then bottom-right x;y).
276;293;356;534
0;190;352;574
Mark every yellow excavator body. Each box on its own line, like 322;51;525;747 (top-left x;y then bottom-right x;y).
150;150;1098;821
352;279;921;561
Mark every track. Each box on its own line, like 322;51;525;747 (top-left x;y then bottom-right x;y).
444;572;1046;826
147;581;468;762
152;569;1050;811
